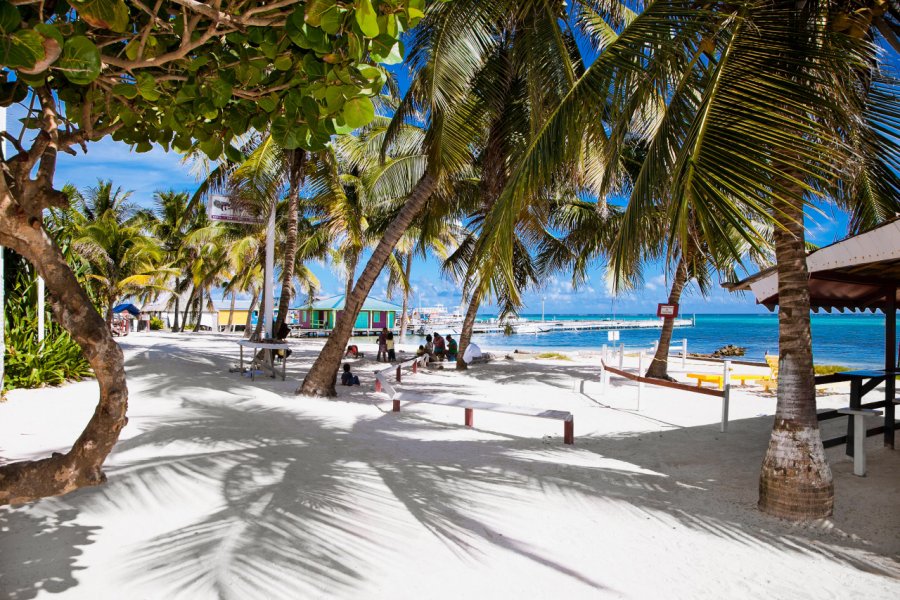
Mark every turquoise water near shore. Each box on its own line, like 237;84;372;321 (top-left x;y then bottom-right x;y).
425;313;889;369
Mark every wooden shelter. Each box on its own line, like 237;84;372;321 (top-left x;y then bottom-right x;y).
724;218;899;450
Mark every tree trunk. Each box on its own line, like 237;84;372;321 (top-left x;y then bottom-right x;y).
0;188;128;505
226;291;236;333
645;255;689;380
298;171;438;396
192;287;203;333
758;190;833;519
252;287;266;340
344;252;358;300
456;293;481;371
243;289;259;338
105;299;115;328
180;286;196;332
172;290;180;332
274;150;305;335
399;252;412;343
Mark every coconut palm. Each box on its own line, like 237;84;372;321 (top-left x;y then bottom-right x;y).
298;0;587;395
475;0;900;519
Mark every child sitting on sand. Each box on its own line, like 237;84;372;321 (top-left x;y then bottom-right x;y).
340;363;360;386
446;335;458;362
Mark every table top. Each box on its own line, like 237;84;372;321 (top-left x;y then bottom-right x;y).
838;369;898;378
235;339;293;350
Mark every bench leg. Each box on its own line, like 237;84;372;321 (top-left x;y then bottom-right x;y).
852;414;866;476
564;419;574;445
464;408;474;427
393;399;400;412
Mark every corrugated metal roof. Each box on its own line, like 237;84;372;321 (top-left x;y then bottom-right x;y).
302;294;401;312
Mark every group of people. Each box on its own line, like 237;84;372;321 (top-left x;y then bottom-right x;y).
416;332;457;363
340;328;472;387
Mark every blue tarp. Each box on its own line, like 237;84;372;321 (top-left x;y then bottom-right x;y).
113;303;141;316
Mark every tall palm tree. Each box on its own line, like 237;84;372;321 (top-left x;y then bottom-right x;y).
74;212;171;325
298;0;580;395
475;0;900;519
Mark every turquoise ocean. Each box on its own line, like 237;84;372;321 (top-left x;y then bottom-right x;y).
422;313;889;369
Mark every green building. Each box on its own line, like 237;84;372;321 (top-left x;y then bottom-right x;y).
292;294;401;331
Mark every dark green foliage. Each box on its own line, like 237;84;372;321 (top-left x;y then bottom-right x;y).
4;265;92;391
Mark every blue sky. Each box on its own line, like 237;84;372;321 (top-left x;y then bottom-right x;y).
4;96;853;316
39;134;853;316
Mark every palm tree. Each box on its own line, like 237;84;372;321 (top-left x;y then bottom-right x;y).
475;1;900;519
74;212;170;325
298;0;580;395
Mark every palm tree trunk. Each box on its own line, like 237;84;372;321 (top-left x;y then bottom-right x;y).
344;252;359;300
456;293;481;371
399;252;412;343
0;187;128;504
252;287;266;340
645;256;689;380
172;290;180;332
298;171;438;396
274;150;305;334
192;287;203;333
243;290;259;338
226;291;236;333
758;189;833;519
105;299;115;328
180;287;196;332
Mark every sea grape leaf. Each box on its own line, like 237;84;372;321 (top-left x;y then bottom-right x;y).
55;35;101;84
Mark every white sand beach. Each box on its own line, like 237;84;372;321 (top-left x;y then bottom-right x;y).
1;332;898;599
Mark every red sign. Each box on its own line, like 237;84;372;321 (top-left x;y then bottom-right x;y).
657;303;679;318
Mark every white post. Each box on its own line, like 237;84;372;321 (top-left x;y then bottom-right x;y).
637;351;645;410
652;340;658;354
602;343;607;363
618;343;624;369
681;338;687;369
721;359;731;432
598;361;605;396
37;275;45;343
263;203;276;339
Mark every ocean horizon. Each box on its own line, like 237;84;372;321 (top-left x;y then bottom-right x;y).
419;312;890;369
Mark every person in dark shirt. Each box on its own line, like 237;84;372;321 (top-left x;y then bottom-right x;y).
340;363;360;386
446;334;458;361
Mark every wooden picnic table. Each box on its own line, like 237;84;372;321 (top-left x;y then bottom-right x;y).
235;339;293;381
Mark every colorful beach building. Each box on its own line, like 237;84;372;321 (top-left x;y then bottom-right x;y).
292;294;400;332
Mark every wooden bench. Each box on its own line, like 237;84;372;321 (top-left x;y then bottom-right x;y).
686;372;771;390
686;373;723;390
388;392;574;444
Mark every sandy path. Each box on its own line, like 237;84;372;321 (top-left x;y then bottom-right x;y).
1;332;897;599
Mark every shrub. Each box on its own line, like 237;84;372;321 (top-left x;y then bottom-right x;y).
4;273;92;391
149;316;164;331
813;364;849;375
536;352;572;360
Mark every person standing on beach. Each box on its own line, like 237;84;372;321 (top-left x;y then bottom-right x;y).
386;332;396;362
377;328;388;362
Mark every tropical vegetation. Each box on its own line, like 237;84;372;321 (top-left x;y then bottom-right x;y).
0;0;897;524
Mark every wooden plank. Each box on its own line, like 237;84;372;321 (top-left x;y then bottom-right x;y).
392;392;572;421
604;362;724;398
818;399;888;421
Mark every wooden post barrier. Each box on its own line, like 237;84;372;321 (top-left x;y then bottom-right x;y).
412;359;418;374
464;408;474;427
393;398;401;412
618;343;625;369
375;378;382;393
721;360;731;432
396;365;402;383
564;418;574;445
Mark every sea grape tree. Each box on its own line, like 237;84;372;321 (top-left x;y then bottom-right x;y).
0;0;424;505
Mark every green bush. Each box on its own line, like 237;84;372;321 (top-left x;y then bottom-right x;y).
149;316;164;330
4;273;92;392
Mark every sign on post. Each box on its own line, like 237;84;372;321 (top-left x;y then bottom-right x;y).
657;303;679;318
207;194;264;225
607;330;620;341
